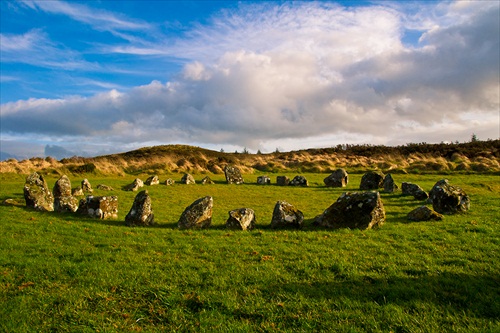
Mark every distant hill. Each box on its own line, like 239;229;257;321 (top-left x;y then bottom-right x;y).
1;141;499;175
0;151;20;161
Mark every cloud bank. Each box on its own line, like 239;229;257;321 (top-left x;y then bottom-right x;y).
1;1;499;158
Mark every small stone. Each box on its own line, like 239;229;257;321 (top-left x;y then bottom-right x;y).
201;176;214;184
407;206;443;221
226;208;256;231
257;175;271;185
270;201;304;229
180;173;196;185
289;175;308;187
123;178;144;191
145;175;160;186
81;179;93;193
276;176;290;186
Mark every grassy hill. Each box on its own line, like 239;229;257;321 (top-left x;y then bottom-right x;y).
1;140;499;176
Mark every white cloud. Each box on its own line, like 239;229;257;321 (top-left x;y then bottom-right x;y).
1;1;499;157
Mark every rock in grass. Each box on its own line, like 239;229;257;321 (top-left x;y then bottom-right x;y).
226;208;256;231
96;184;114;191
383;174;398;193
201;176;214;184
428;179;470;214
24;172;54;212
324;168;349;187
145;175;160;186
81;179;93;193
178;196;213;229
225;165;244;184
53;175;79;213
123;178;144;191
181;173;196;184
276;176;290;186
359;171;384;190
407;206;443;221
165;178;175;186
125;190;154;226
77;195;118;219
257;175;271;185
402;182;428;200
314;191;385;230
270;201;304;229
289;175;309;187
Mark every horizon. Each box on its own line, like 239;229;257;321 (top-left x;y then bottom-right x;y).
1;1;499;160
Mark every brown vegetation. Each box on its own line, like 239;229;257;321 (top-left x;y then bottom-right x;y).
1;140;499;176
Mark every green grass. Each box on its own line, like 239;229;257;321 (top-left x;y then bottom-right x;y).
1;172;499;332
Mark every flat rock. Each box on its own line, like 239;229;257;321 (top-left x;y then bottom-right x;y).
407;206;443;221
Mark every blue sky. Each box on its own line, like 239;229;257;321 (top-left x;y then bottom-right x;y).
1;0;499;159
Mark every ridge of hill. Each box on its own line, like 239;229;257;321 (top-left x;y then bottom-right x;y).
1;141;499;176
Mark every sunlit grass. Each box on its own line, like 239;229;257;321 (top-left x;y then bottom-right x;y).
1;172;499;332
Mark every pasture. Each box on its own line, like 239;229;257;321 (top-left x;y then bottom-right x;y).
1;172;499;332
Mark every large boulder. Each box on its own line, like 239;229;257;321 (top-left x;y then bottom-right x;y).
123;178;144;191
407;206;443;222
224;165;244;184
226;208;256;231
125;190;154;226
276;176;290;186
257;176;271;185
180;173;196;185
429;179;470;214
314;191;385;230
23;172;54;212
324;168;348;187
81;179;93;193
270;201;304;229
53;175;78;213
359;171;384;190
178;196;213;229
145;175;160;186
401;182;428;200
77;195;118;219
289;175;309;187
383;174;398;193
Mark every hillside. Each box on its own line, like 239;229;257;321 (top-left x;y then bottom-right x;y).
1;140;499;176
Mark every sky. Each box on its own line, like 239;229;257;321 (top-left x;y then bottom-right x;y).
1;0;499;159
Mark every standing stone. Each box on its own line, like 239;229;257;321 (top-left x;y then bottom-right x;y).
178;196;213;229
407;206;443;221
123;178;144;191
125;190;154;226
289;175;309;187
383;174;398;193
164;178;175;186
314;191;385;230
77;195;118;219
359;171;385;190
226;208;256;231
276;176;290;186
181;173;196;184
401;182;428;200
324;168;349;187
201;176;214;184
81;179;93;193
53;175;78;213
145;175;160;186
23;172;54;212
270;201;304;229
428;179;470;214
257;176;271;185
224;165;244;184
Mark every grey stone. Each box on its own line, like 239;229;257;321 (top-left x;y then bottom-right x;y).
181;173;196;185
77;195;118;219
314;191;385;230
276;176;290;186
125;190;154;226
23;172;54;212
178;196;213;229
402;182;428;200
257;176;271;185
226;208;256;231
53;175;72;198
201;176;214;184
383;174;398;193
96;184;114;191
164;178;175;186
270;201;304;229
289;175;309;187
145;175;160;186
324;168;349;187
72;187;84;196
407;206;443;221
81;179;93;193
123;178;144;191
360;171;384;190
429;179;470;214
224;165;244;184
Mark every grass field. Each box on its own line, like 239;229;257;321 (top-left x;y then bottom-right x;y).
1;172;499;332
